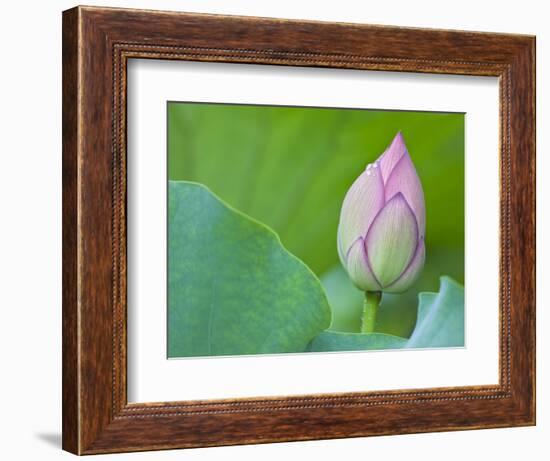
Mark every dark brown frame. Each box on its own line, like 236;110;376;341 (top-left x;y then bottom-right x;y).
62;5;536;455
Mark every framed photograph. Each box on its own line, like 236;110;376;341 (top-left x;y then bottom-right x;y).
62;5;535;455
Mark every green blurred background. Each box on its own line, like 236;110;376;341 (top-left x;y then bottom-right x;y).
168;102;464;338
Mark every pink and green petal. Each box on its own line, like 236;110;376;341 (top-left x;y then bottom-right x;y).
378;131;407;184
365;193;418;287
384;239;425;293
384;151;426;236
345;238;381;292
337;168;385;255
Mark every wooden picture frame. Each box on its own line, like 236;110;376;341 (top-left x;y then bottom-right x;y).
62;5;536;455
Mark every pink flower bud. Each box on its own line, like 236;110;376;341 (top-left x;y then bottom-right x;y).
337;132;425;293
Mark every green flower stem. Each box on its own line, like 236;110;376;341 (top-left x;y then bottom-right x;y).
361;291;382;333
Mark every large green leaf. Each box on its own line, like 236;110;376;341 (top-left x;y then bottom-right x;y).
168;181;331;358
308;277;464;352
407;276;465;348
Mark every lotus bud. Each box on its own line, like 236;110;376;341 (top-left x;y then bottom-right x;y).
337;132;425;295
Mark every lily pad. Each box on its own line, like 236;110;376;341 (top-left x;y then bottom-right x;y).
168;181;332;358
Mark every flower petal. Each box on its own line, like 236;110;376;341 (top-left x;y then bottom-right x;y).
366;193;418;287
384;149;426;236
337;168;385;259
345;237;381;292
378;132;407;184
384;239;425;293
